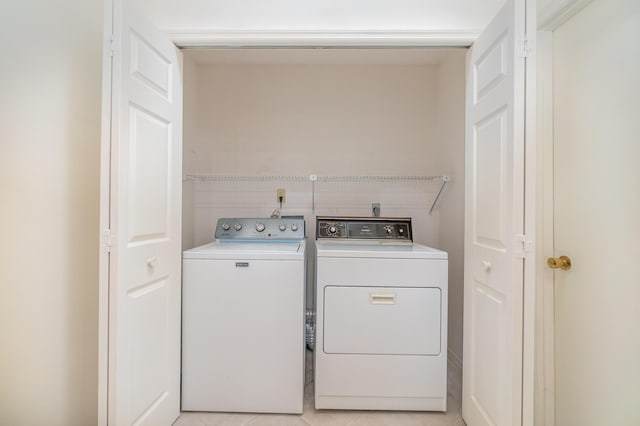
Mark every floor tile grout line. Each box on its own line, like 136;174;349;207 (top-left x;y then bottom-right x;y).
240;414;257;425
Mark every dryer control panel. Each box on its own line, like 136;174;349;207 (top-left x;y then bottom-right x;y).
316;216;412;242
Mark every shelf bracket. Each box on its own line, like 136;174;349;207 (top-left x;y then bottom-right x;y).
309;174;317;213
429;176;449;214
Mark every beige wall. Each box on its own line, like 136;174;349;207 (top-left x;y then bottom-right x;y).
183;57;446;253
182;54;199;251
0;1;102;424
190;61;440;176
435;51;466;365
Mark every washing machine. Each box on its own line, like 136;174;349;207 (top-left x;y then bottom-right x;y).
182;217;306;414
314;216;448;411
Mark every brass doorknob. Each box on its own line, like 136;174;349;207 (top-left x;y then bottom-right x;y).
547;256;572;271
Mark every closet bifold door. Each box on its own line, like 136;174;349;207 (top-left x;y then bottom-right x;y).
462;0;528;425
98;0;183;424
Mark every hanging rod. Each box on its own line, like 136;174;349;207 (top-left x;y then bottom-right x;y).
184;173;447;183
184;174;308;182
317;175;446;182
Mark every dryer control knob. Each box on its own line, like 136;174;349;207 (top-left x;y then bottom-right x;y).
328;225;337;234
222;223;230;231
291;224;299;232
255;222;266;232
279;224;287;231
234;224;242;231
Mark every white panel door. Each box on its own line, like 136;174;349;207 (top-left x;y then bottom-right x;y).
553;1;640;424
99;0;183;424
463;0;526;425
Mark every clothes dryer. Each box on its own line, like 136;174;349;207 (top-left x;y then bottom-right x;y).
314;216;448;411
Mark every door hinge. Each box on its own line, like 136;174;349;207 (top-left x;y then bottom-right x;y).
515;234;532;259
519;37;531;58
108;36;115;57
102;229;114;253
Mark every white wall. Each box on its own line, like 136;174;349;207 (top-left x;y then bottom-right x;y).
435;51;466;365
182;54;199;250
0;1;102;424
134;0;504;34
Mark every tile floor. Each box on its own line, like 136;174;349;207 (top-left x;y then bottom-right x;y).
174;351;465;426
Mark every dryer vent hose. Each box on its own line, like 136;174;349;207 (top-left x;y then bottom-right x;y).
305;310;316;351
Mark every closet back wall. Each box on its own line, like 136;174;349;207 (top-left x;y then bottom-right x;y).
183;54;450;241
189;62;438;176
183;55;448;247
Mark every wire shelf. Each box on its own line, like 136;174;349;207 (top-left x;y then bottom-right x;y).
185;174;448;183
183;174;449;214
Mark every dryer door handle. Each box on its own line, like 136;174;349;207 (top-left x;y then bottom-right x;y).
369;293;397;305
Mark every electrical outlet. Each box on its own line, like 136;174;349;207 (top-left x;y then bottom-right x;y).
372;203;380;217
277;188;286;203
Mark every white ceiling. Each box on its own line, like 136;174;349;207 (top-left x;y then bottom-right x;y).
134;0;506;34
185;48;465;65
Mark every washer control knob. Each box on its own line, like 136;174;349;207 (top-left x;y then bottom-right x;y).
328;225;337;234
291;224;299;232
279;224;287;231
385;225;393;234
234;224;242;231
255;222;266;232
222;223;230;231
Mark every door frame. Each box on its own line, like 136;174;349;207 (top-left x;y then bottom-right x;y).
535;1;594;426
168;30;480;48
98;2;539;425
98;0;114;424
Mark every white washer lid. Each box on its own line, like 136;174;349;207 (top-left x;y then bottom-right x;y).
184;239;306;260
315;240;447;260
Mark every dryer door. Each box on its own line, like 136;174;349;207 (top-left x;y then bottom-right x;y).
323;286;441;356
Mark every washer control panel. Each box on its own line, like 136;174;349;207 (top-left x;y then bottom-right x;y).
316;216;412;242
215;217;305;241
